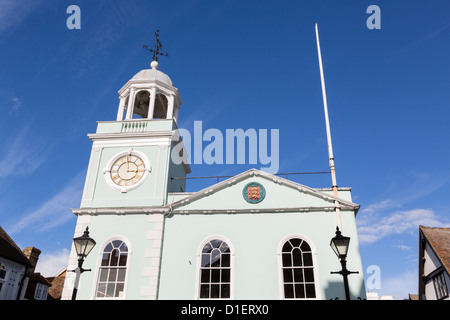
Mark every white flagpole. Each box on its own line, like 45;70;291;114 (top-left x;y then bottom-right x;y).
315;23;342;231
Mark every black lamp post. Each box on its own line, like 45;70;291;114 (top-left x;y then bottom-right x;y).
330;227;358;300
71;227;96;300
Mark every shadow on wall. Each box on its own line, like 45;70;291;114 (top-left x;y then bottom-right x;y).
323;280;367;300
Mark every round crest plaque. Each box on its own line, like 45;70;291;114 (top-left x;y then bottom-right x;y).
242;182;266;204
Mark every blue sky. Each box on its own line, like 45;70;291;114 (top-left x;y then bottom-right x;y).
1;0;449;299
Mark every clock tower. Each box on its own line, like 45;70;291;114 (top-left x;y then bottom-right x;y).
80;59;190;208
62;59;191;300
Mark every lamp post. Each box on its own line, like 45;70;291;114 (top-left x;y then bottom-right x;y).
330;227;358;300
71;227;96;300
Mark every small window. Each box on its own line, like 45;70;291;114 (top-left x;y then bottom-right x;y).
95;240;129;299
0;267;6;297
281;238;316;299
34;283;49;300
433;272;449;300
199;239;232;299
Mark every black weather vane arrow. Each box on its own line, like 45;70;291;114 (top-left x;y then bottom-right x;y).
143;29;169;62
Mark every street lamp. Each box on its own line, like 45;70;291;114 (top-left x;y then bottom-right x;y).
71;227;96;300
330;227;358;300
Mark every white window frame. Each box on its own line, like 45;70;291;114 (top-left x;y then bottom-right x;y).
0;264;6;300
195;235;235;300
34;283;49;300
277;234;321;300
91;236;132;300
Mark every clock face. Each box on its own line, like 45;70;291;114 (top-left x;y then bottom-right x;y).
110;154;146;187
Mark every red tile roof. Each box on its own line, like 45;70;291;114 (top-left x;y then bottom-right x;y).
420;226;450;275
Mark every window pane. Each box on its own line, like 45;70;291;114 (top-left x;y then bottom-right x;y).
101;253;110;266
305;284;316;298
99;268;108;281
112;240;122;248
200;284;210;298
292;248;303;266
221;253;230;267
304;268;314;282
211;249;221;267
303;252;313;266
201;269;210;283
282;242;292;252
219;242;229;253
282;253;292;267
290;238;302;248
222;269;230;282
97;283;106;297
221;284;230;298
211;269;220;283
201;254;210;267
117;268;126;282
284;284;294;298
199;239;232;299
104;243;113;253
210;284;220;298
96;240;129;299
106;283;115;297
283;268;293;283
281;238;316;299
118;252;128;266
110;249;119;266
295;284;305;298
119;242;128;252
211;240;222;249
108;268;117;282
115;283;124;297
300;241;311;252
293;268;303;282
202;242;213;253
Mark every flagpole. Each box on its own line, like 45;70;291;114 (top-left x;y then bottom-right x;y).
315;22;342;231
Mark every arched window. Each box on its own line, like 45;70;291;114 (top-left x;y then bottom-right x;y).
95;240;129;299
280;238;316;299
198;238;232;299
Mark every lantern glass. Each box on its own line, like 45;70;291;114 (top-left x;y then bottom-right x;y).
330;228;350;258
73;227;96;258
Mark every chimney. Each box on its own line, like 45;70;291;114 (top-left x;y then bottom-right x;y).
23;247;41;273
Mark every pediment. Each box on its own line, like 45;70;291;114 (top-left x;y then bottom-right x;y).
170;169;359;214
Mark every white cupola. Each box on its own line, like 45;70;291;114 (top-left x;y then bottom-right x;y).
116;60;182;122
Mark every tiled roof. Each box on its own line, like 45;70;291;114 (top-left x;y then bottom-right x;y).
46;269;67;300
420;226;450;275
0;225;32;266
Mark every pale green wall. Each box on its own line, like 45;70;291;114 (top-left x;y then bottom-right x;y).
80;145;171;208
159;210;366;300
74;213;161;300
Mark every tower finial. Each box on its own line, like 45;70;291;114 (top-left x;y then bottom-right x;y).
143;29;169;68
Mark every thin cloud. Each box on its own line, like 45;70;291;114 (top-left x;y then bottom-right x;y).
0;0;41;32
380;269;418;300
357;207;448;244
361;199;401;214
0;124;48;178
9;96;22;116
9;172;84;234
34;248;70;277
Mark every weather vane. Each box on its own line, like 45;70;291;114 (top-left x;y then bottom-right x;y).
143;29;169;62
